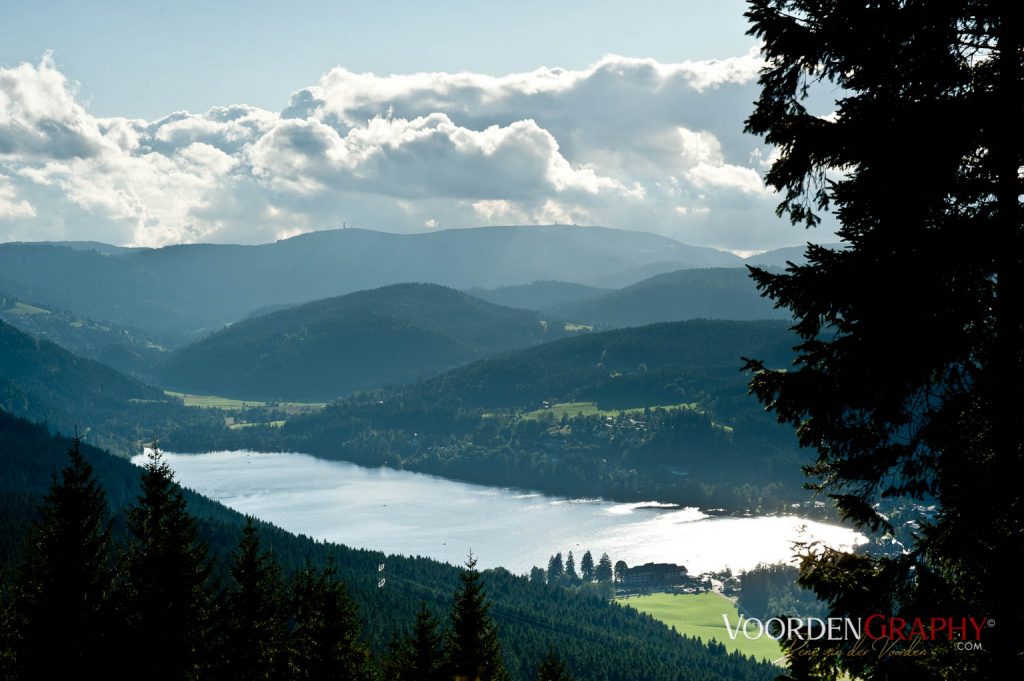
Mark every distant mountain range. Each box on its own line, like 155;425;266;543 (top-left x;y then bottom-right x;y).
742;243;843;268
541;268;790;328
0;226;746;342
158;283;581;402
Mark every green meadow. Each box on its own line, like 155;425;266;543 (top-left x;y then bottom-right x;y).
522;400;699;420
617;592;784;663
164;390;324;413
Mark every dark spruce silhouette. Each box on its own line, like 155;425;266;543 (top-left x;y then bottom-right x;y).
0;411;779;681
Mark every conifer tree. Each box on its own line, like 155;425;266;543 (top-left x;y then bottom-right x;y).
546;553;563;584
579;551;594;582
289;560;372;681
744;0;1023;676
446;554;508;681
529;566;546;585
613;560;628;584
221;518;287;680
8;438;114;678
595;554;613;583
119;444;214;680
535;648;574;681
388;601;445;681
564;552;579;584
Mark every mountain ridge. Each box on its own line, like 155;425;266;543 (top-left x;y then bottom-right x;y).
158;283;580;402
0;225;743;342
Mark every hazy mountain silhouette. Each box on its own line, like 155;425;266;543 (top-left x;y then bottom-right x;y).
541;268;789;328
0;226;743;343
742;243;843;268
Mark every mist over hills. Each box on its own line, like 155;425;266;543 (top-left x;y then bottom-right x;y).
0;225;743;343
158;283;580;402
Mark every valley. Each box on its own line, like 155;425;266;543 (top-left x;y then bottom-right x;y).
0;226;852;681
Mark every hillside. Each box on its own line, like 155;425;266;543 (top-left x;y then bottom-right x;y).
158;283;579;402
742;243;844;269
542;268;789;328
0;318;160;433
466;281;609;312
0;319;227;455
399;318;796;410
0;410;777;681
0;226;742;342
174;320;813;512
0;290;168;380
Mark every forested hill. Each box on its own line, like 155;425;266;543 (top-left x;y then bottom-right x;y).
388;318;796;409
208;320;810;511
0;291;168;380
0;320;224;455
0;226;741;342
158;283;581;402
542;268;789;329
742;243;843;269
0;410;777;681
467;281;611;312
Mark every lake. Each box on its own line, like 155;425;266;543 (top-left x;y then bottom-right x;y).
139;450;866;575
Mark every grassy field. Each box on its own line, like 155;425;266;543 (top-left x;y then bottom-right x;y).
228;419;287;430
165;391;325;413
4;301;50;316
617;592;783;662
522;400;699;420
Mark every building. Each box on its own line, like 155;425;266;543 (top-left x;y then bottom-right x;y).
619;562;687;590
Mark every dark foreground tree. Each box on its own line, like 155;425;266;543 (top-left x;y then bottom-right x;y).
119;445;215;680
221;518;288;680
387;601;446;681
744;0;1022;678
289;560;372;681
535;647;574;681
446;555;508;681
7;439;114;678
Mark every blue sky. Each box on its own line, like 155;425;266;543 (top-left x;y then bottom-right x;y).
4;0;756;119
0;1;836;252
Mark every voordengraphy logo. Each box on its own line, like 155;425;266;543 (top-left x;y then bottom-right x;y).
721;615;992;647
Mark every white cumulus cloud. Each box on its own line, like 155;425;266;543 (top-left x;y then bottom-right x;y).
0;48;830;251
